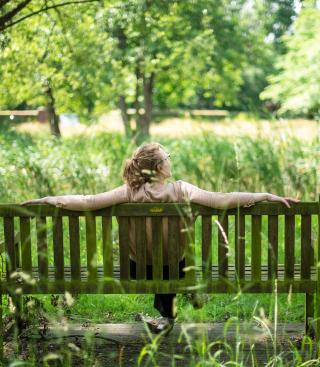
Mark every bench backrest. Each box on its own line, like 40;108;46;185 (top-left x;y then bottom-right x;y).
0;200;319;294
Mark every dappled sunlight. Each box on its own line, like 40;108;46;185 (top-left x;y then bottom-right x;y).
13;110;319;141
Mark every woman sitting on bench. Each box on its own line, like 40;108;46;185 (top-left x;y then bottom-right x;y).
22;142;299;335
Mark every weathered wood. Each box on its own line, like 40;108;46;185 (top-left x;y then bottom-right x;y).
151;217;163;280
69;216;81;281
135;217;147;280
0;202;317;217
268;215;278;279
52;216;64;281
218;213;228;278
168;217;180;280
202;216;212;280
301;214;313;279
183;216;195;281
285;215;295;279
4;217;15;280
36;216;48;279
0;278;317;295
102;216;113;278
235;214;245;280
20;217;32;274
85;214;97;281
118;217;130;280
251;215;262;281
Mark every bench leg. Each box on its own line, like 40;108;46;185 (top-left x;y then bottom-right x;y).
305;293;315;338
316;291;320;355
0;288;3;361
10;293;24;355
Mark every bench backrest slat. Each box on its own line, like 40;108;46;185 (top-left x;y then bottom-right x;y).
218;214;228;278
53;216;64;280
201;216;212;280
183;216;196;280
69;216;81;280
168;217;180;279
102;216;113;278
251;215;262;281
20;217;32;274
235;214;246;280
36;216;48;279
301;214;313;279
268;215;279;279
151;217;163;280
118;216;130;280
85;214;97;281
285;215;295;279
135;217;147;280
4;217;16;281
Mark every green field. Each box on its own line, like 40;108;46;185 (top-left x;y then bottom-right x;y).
0;116;318;326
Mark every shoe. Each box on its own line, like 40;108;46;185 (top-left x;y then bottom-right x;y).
142;316;175;336
186;293;208;309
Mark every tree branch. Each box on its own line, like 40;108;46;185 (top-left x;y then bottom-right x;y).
0;0;12;9
0;0;32;30
0;0;101;32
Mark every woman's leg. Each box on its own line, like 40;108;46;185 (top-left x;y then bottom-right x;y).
153;258;186;318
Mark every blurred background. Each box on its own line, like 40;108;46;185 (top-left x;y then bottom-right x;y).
0;1;320;353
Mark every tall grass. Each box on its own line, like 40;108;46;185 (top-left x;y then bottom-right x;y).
0;121;319;365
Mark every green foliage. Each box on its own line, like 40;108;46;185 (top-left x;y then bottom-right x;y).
0;2;108;121
261;4;320;117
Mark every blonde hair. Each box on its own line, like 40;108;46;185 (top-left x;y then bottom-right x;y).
122;142;168;191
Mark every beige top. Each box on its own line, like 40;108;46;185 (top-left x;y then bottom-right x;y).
44;180;267;264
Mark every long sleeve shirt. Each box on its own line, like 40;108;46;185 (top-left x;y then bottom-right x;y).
42;180;268;265
44;180;266;210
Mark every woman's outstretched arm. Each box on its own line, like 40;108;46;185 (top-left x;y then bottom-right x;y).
21;184;128;211
177;180;299;209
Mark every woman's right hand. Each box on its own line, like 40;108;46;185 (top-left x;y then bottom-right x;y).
21;198;47;206
266;193;300;208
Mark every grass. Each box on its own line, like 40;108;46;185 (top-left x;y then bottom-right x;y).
0;113;319;365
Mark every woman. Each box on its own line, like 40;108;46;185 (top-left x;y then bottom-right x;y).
22;142;300;335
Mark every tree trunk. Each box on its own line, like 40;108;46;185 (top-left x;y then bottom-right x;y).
44;82;61;138
135;72;154;144
142;72;154;137
119;95;132;138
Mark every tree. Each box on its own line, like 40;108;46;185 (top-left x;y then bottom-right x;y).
0;0;100;33
0;3;109;137
103;0;254;143
260;2;320;117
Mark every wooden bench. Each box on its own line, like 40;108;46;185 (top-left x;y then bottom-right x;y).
0;198;319;358
0;108;48;123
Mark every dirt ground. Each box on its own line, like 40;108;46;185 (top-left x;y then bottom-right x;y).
3;321;319;366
